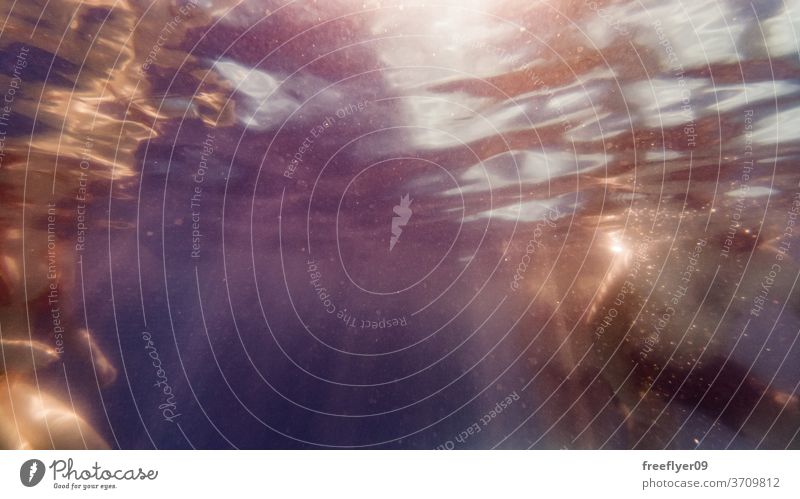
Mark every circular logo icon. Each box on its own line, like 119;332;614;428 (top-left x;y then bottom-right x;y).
20;459;45;487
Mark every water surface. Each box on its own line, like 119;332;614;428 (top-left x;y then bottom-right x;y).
1;0;799;449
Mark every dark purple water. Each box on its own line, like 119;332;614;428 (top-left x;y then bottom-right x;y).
1;0;799;449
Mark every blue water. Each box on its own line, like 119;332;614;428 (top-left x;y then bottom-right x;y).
1;0;799;449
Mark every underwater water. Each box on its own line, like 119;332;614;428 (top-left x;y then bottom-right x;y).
0;0;799;449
